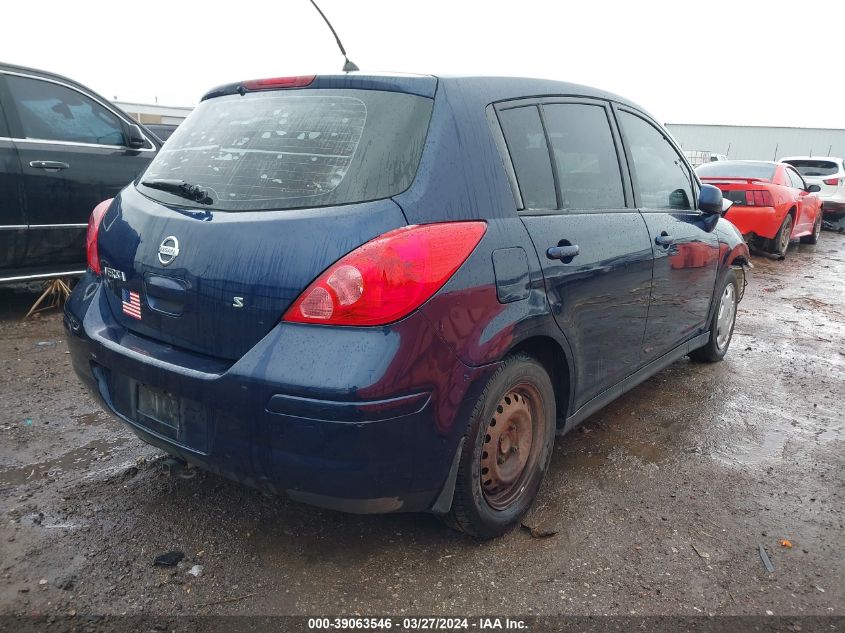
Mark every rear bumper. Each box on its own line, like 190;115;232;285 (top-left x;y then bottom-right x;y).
723;206;783;240
64;274;495;514
821;200;845;215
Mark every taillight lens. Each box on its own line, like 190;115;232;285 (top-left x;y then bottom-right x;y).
86;199;112;275
745;190;774;206
283;222;487;326
823;177;839;186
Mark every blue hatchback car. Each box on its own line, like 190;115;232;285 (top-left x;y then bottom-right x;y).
65;73;750;538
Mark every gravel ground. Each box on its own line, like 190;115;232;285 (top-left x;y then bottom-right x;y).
0;234;842;624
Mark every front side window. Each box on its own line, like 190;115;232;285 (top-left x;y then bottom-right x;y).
498;106;556;210
619;111;693;211
542;103;625;210
6;75;125;146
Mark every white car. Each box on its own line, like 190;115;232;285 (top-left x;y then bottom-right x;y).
780;156;845;230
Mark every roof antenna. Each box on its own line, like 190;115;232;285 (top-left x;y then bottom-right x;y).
308;0;359;72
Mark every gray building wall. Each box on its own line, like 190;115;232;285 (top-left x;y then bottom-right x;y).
666;124;845;161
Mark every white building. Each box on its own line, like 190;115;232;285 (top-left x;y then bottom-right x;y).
666;124;845;161
113;101;192;127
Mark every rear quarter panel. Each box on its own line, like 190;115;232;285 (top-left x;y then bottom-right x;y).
396;78;573;402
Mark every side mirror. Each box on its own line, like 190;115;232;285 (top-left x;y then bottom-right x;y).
698;183;723;215
126;123;147;149
807;184;821;193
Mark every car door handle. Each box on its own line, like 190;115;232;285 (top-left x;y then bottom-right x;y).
29;160;70;171
546;245;580;260
655;232;674;247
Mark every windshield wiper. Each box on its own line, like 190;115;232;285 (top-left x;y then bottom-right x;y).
140;179;213;205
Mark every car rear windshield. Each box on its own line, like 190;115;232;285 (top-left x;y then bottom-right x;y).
137;89;433;211
696;162;775;180
782;159;839;177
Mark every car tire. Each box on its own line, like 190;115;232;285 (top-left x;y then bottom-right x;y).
445;353;556;539
770;213;794;257
800;212;822;244
689;269;739;363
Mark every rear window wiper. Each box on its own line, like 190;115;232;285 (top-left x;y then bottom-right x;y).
140;179;213;205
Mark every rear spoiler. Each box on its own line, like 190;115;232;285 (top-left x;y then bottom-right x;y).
202;73;438;101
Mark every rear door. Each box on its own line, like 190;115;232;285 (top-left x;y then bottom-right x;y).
615;107;718;361
496;99;653;410
2;71;157;269
0;76;26;273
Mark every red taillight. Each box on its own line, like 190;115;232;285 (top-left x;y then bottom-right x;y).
745;190;774;206
283;222;487;326
86;199;112;275
823;177;839;186
242;75;315;91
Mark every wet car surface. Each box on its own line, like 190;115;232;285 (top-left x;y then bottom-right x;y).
0;235;842;618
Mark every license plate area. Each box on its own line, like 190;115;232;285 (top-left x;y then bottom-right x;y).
137;384;181;436
104;369;210;454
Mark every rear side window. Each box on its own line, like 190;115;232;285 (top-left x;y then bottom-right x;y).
498;106;556;210
138;89;433;212
543;103;625;209
618;111;693;210
786;168;805;189
5;74;126;146
784;159;839;177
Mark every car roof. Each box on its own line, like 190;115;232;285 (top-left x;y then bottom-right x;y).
434;75;640;107
780;155;843;162
0;61;159;143
1;61;104;97
202;72;650;114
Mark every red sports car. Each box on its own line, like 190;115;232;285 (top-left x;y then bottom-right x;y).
696;160;823;257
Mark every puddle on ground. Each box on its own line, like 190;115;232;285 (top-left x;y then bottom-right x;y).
621;439;666;463
708;403;842;468
71;411;110;426
713;424;842;467
557;428;668;470
0;437;128;486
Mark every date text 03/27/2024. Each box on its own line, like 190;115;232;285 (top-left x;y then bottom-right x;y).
306;618;528;630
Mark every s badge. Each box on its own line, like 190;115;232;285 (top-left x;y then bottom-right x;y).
103;267;126;282
232;297;244;308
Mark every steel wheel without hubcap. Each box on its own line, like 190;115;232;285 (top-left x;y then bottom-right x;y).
480;383;543;511
715;282;736;351
777;214;793;254
801;212;823;244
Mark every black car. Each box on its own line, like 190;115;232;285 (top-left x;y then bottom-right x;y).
0;63;161;283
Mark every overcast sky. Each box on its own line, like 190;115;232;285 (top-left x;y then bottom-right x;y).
3;0;844;128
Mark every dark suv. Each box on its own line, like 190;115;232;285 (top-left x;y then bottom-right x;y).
0;63;160;283
65;73;750;538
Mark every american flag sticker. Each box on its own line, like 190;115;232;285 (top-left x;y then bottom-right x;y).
122;289;142;320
